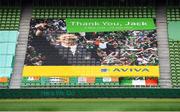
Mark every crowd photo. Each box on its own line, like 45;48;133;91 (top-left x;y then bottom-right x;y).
24;19;159;66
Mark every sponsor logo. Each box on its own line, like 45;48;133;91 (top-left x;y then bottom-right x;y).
101;68;150;73
101;68;109;72
113;68;150;72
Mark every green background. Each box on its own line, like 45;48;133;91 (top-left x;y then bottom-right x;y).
0;99;180;111
0;88;180;98
66;18;156;33
168;21;180;40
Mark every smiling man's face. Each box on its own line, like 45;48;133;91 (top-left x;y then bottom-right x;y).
57;34;78;46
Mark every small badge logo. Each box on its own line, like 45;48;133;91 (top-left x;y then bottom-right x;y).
101;68;109;72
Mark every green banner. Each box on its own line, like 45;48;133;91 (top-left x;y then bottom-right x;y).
66;18;156;33
168;21;180;41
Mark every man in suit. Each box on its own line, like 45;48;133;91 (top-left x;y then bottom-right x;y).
32;33;101;66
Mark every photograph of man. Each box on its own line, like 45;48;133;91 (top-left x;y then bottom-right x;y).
25;19;100;65
45;33;100;65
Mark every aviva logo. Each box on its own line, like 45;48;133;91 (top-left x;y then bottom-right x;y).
113;68;149;72
101;68;150;73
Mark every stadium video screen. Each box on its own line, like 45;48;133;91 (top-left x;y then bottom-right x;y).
23;18;159;78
